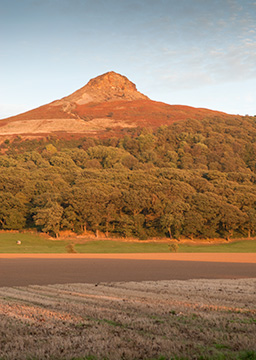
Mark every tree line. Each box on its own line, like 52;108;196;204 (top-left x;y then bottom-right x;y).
1;114;256;239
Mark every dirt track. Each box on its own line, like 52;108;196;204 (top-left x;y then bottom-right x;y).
1;253;255;262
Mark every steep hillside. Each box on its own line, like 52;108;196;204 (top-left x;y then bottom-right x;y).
0;71;237;141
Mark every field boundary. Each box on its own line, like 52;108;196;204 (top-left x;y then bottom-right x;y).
1;253;255;263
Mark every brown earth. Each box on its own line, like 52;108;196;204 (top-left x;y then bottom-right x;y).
0;71;239;141
0;278;255;359
1;252;255;263
0;255;255;288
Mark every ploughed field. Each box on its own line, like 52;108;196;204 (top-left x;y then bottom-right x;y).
0;278;255;360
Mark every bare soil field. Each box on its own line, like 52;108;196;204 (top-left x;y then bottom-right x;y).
0;278;255;360
1;255;256;287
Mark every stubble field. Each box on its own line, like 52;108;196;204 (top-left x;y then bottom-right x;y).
0;278;255;360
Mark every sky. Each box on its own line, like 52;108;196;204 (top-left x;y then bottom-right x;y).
1;0;256;119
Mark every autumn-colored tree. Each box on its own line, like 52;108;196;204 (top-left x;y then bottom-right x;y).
1;113;256;239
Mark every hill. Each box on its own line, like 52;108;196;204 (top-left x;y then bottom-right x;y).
0;71;237;141
1;72;256;241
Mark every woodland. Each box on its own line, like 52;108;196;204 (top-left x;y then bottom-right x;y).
1;115;256;240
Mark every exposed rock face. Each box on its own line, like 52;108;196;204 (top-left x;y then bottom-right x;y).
56;71;148;106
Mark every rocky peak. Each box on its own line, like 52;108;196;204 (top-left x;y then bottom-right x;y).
59;71;148;105
86;71;137;92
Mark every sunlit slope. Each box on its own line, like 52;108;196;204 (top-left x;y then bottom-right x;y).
0;71;238;140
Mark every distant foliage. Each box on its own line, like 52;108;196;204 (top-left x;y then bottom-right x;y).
1;115;256;239
168;243;179;252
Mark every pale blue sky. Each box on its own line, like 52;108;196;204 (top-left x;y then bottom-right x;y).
1;0;256;118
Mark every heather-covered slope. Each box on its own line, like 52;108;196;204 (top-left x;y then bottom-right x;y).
0;72;238;141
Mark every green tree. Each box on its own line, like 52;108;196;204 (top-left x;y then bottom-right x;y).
0;192;27;230
33;201;63;237
218;203;246;239
160;213;174;238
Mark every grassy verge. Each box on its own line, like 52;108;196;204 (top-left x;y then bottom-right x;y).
0;233;255;253
0;233;69;253
75;240;170;253
75;239;256;253
175;240;256;253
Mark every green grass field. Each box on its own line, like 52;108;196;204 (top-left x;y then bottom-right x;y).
75;239;256;253
0;232;256;253
174;240;256;253
0;233;69;253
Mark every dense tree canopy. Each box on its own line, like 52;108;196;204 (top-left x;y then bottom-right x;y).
1;115;256;238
